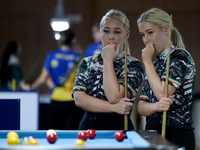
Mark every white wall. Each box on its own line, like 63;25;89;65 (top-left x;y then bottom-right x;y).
0;91;39;130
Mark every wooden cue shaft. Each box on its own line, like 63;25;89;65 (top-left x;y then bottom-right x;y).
124;16;128;131
161;15;173;138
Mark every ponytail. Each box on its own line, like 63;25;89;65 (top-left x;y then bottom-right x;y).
171;27;185;49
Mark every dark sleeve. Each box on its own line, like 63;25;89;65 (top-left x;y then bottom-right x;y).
72;58;88;94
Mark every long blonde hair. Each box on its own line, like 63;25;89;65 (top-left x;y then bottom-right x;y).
100;9;131;55
137;8;185;49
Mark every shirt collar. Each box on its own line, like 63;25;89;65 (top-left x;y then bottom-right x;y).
158;43;178;60
115;51;125;61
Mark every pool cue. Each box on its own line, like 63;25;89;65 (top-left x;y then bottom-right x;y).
124;16;128;131
161;14;173;138
12;78;16;91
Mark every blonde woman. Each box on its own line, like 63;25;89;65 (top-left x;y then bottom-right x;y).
72;9;144;130
138;8;196;150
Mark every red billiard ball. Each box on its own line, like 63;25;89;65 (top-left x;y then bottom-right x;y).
46;133;57;144
87;129;96;139
77;131;88;141
114;131;125;142
46;130;58;144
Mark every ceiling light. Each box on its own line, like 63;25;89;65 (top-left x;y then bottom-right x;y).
50;0;82;32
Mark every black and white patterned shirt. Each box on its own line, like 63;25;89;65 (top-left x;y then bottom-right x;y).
139;44;196;129
73;51;144;102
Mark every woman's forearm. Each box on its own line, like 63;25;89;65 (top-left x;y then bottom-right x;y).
73;91;133;115
103;59;124;103
144;62;176;100
74;91;115;113
138;101;158;116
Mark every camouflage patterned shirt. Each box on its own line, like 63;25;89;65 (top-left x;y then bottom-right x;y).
73;51;144;102
139;44;196;129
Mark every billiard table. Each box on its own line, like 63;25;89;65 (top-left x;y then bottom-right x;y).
0;130;178;150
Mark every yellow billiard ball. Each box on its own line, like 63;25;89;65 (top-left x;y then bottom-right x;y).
7;131;19;139
74;139;85;146
7;136;19;145
28;139;39;145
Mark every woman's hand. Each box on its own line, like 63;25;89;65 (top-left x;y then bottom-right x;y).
156;95;174;112
141;43;155;63
102;43;120;61
113;97;133;115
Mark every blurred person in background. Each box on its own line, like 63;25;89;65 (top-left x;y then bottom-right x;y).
84;20;103;57
0;40;25;90
23;28;84;130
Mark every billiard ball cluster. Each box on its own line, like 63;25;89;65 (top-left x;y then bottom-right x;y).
21;136;39;145
74;129;97;146
6;129;126;146
77;129;96;141
46;129;58;144
75;129;125;146
6;131;39;145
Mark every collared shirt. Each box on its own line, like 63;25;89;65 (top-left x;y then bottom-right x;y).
140;44;196;129
73;51;144;101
